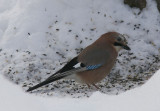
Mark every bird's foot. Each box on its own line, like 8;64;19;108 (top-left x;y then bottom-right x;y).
92;84;100;90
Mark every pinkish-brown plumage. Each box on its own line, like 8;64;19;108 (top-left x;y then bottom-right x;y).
27;32;130;92
77;32;119;85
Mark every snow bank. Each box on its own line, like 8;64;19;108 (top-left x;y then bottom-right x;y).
0;0;159;97
0;70;160;111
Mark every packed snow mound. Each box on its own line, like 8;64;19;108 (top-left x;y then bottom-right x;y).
0;0;160;97
0;70;160;111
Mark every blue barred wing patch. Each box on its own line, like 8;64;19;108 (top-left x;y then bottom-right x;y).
86;64;102;70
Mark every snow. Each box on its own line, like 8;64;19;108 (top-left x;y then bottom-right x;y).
0;0;160;109
0;70;160;111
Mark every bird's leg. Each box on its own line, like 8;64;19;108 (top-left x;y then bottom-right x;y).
92;84;100;89
87;84;91;88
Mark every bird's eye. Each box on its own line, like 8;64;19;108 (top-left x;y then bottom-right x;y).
117;37;122;41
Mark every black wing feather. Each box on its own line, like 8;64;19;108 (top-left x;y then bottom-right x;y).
46;56;78;80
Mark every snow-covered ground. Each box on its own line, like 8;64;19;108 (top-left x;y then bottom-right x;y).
0;70;160;111
0;0;160;109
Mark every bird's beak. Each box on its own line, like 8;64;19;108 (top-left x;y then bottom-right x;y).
114;42;131;50
122;44;131;50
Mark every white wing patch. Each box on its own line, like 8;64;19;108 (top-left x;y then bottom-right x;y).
73;63;81;68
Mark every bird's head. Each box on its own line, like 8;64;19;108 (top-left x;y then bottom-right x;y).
104;32;131;52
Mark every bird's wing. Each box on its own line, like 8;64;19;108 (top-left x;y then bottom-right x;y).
47;64;102;80
46;56;79;80
26;57;102;92
78;44;111;66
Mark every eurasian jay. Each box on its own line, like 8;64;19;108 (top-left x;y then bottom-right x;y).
27;32;130;92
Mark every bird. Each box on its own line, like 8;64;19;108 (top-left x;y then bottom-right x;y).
27;32;130;92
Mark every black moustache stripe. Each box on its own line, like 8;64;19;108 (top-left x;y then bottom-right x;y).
114;42;123;47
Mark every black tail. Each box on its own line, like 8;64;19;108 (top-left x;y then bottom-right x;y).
27;57;79;92
26;75;66;92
